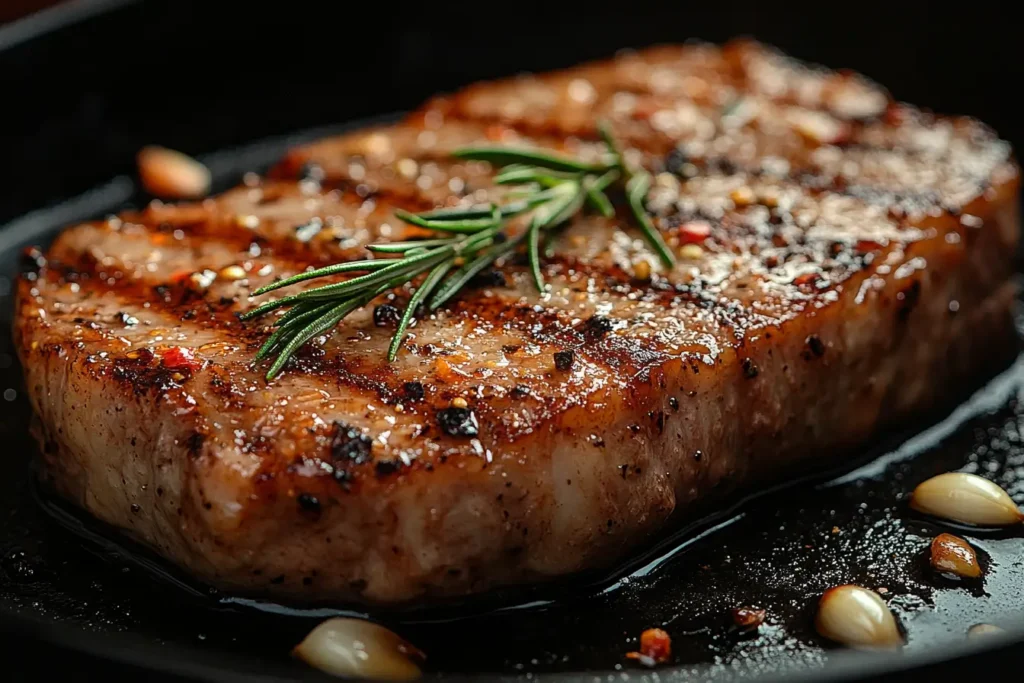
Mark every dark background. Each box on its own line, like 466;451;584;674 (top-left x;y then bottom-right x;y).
0;0;62;24
1;2;1022;680
0;0;1022;225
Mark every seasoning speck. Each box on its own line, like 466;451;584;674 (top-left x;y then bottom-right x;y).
806;335;826;358
437;407;479;437
374;304;401;328
730;607;766;632
330;423;373;464
554;350;575;371
403;381;425;401
375;460;401;476
297;493;321;514
510;384;531;399
626;628;672;667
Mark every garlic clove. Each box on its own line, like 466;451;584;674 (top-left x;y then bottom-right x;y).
293;618;424;680
910;472;1023;527
137;145;211;200
929;533;982;579
815;585;903;649
968;623;1005;639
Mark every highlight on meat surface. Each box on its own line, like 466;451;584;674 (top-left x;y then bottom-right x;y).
814;585;903;649
292;618;424;680
910;473;1023;526
625;628;672;667
929;533;982;579
137;145;211;199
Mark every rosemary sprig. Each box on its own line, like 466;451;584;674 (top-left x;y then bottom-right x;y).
244;122;676;379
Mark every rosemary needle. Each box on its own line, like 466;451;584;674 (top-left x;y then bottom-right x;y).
246;122;677;379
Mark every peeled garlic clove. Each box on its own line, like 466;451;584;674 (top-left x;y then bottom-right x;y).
137;145;211;199
293;618;423;680
910;472;1023;526
815;585;903;649
968;623;1005;639
930;533;982;579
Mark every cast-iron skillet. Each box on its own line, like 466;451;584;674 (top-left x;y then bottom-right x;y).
4;2;1024;681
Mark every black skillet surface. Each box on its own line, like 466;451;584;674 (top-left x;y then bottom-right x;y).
4;1;1024;681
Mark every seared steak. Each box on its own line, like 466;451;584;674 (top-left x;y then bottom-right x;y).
14;40;1020;605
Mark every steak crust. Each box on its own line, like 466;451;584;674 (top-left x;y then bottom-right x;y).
14;40;1020;605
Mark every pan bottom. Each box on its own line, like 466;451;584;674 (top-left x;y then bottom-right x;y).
3;127;1024;681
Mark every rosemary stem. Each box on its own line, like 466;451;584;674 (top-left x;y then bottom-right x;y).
247;122;676;377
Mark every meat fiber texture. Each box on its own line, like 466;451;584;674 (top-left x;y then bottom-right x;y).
14;40;1020;605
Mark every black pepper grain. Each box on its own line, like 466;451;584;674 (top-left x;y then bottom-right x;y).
469;269;508;288
374;304;401;328
403;381;425;402
185;432;205;456
297;493;321;515
510;384;531;399
805;335;826;358
333;468;352;488
298;162;325;182
554;350;575;371
437;407;479;437
375;459;401;476
742;358;759;379
582;315;615;338
665;147;689;176
330;422;373;464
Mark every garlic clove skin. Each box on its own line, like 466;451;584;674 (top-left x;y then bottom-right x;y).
137;146;212;200
910;472;1023;527
968;623;1005;639
293;618;423;680
929;533;982;579
815;585;903;649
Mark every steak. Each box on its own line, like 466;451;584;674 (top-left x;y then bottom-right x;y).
14;40;1020;605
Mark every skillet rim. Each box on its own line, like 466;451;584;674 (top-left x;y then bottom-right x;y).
3;1;1024;680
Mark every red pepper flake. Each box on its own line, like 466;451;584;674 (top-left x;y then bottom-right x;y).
678;221;711;244
626;628;672;667
884;104;909;126
854;239;884;254
830;122;854;146
793;272;820;287
731;607;767;632
168;269;194;285
161;346;200;371
631;99;661;122
485;124;512;142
